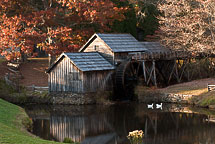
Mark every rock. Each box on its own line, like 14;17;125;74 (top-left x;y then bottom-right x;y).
49;92;99;105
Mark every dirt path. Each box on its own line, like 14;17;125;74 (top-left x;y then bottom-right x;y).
158;78;215;95
0;58;49;87
19;59;49;87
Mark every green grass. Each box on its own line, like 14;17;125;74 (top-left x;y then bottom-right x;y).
158;82;208;96
196;91;215;107
0;79;15;96
0;98;61;144
136;78;215;108
0;58;5;64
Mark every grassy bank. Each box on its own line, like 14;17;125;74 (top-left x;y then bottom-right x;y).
0;58;5;63
136;78;215;108
0;98;61;144
157;78;215;107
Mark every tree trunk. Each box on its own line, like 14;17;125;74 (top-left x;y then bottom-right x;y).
49;54;56;66
20;51;27;63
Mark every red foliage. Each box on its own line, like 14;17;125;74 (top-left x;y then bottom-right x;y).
0;0;126;60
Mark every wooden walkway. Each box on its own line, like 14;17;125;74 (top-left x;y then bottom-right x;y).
208;84;215;91
126;51;193;87
130;51;190;61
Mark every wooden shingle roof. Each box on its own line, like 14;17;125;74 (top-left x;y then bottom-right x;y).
46;52;114;73
65;52;114;71
140;42;171;53
80;33;148;53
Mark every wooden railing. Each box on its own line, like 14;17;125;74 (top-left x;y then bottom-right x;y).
208;84;215;92
129;51;191;61
26;85;48;92
4;74;18;89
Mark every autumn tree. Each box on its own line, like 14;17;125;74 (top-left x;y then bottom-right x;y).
158;0;215;55
0;0;55;60
0;0;126;61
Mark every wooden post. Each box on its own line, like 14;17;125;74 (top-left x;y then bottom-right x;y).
153;60;157;87
174;59;180;83
32;84;35;91
49;54;56;66
179;59;187;82
208;83;210;91
168;60;176;84
187;58;191;81
142;60;147;83
147;63;154;85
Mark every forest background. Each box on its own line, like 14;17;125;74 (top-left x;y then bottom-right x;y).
1;0;214;60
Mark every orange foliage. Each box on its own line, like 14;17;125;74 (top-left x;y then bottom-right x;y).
0;0;126;60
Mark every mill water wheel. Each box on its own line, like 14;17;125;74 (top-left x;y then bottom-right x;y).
114;60;143;99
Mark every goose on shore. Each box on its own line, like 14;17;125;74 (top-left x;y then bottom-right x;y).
156;103;163;109
147;103;154;109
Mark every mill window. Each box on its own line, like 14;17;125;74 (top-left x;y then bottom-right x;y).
94;45;99;51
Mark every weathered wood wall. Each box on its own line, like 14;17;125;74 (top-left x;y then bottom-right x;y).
48;56;113;93
48;56;84;93
83;71;113;92
83;37;114;64
114;52;129;62
50;115;112;142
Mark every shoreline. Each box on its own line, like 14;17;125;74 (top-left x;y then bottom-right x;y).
1;77;215;108
0;98;61;144
1;77;215;143
135;78;215;109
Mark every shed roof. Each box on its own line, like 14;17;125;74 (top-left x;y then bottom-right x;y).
46;52;114;73
79;33;148;53
140;42;171;53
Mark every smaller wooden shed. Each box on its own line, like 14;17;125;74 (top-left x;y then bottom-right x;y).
46;52;115;93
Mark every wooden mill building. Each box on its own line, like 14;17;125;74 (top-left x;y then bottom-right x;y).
46;52;114;93
79;33;148;65
47;33;190;96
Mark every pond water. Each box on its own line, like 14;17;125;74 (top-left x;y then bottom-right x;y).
24;103;215;144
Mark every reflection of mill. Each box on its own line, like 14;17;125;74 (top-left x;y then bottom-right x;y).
50;115;116;143
27;104;215;144
144;113;158;137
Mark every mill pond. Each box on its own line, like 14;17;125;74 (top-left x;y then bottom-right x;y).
23;103;215;144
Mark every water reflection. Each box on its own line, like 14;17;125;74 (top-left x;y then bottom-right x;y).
24;104;215;144
50;115;113;142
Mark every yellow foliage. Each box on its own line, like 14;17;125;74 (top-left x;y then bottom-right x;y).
127;130;144;144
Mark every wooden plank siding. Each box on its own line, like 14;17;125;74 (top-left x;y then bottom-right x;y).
49;56;84;93
48;56;113;93
83;37;114;65
114;52;129;62
50;115;112;142
83;71;113;92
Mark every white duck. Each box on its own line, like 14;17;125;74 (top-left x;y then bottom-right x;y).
147;103;154;109
156;103;163;109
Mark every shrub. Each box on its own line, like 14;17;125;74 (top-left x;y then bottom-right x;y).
127;130;144;144
63;137;75;143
